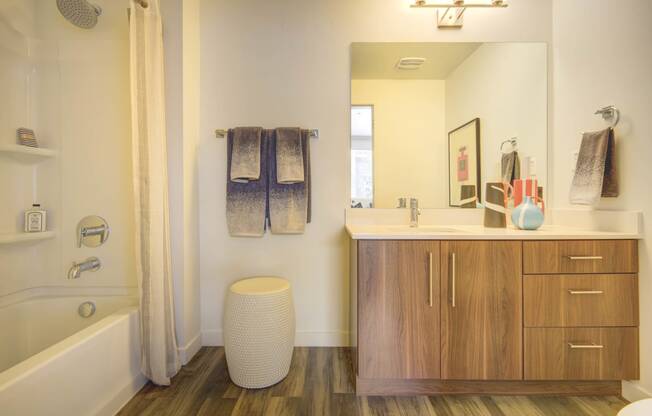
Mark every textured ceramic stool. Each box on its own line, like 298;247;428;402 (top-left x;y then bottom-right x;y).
224;276;295;388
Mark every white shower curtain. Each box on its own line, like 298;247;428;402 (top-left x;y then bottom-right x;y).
129;0;180;386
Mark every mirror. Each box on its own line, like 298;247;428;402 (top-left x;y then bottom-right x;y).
350;42;547;209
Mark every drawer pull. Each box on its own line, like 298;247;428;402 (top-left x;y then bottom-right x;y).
566;256;603;260
568;290;604;295
568;342;604;349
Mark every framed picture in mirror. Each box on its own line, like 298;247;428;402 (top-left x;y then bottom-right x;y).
448;118;481;207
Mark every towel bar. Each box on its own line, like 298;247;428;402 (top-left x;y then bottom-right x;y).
215;129;319;139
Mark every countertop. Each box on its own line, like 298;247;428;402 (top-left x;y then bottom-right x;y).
346;224;642;240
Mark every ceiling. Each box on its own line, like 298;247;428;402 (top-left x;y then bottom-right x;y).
351;42;482;80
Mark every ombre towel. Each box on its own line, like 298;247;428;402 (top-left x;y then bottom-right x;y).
275;127;304;184
501;150;521;186
230;127;262;183
269;129;311;234
570;128;618;206
226;129;268;237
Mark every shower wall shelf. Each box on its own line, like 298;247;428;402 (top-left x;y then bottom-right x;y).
0;144;58;163
0;231;56;245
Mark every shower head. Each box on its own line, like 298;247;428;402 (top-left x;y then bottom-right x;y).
56;0;102;29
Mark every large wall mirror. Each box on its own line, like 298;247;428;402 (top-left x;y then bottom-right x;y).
350;42;547;209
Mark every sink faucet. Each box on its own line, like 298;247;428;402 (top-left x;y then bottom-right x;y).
409;198;420;227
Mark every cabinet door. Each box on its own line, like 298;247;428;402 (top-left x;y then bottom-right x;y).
441;241;522;380
358;240;441;379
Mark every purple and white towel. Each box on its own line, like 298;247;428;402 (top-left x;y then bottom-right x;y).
226;127;268;237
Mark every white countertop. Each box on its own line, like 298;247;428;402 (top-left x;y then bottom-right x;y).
345;208;643;240
346;224;641;240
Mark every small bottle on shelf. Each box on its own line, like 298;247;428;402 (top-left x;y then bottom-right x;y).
24;204;47;233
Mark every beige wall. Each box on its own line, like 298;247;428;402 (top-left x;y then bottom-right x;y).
551;0;652;400
351;80;447;208
198;0;553;346
446;43;548;194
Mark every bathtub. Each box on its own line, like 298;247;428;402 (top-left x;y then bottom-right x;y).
0;295;146;416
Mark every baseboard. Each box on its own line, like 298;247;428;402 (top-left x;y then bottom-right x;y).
178;333;202;365
201;330;350;347
622;380;652;402
94;373;147;416
356;378;621;396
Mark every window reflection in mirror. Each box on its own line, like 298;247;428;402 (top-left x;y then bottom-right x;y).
351;105;373;208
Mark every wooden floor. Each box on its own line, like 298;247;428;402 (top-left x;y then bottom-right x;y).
118;347;628;416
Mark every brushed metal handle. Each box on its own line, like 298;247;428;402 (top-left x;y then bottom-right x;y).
428;252;433;307
568;290;604;295
451;252;456;308
568;342;604;349
566;256;603;260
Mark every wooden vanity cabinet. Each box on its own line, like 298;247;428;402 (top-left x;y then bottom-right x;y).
440;241;522;380
357;240;441;379
352;238;639;396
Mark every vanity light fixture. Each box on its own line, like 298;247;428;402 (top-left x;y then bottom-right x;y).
411;0;508;29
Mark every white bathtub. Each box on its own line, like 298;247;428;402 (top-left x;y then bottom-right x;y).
0;295;146;416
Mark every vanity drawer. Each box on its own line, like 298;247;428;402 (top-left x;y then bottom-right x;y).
523;240;637;274
524;274;638;327
524;327;639;380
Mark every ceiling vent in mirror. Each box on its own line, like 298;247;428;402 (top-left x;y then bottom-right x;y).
396;57;426;70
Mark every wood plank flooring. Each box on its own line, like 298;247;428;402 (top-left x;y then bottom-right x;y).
118;347;628;416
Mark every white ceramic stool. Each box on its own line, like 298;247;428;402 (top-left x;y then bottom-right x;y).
618;399;652;416
224;276;295;388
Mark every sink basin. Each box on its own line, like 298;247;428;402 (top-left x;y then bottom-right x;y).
384;225;464;233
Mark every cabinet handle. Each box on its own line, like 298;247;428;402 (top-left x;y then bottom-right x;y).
568;290;604;295
450;252;456;308
428;252;433;307
565;256;603;260
568;342;604;349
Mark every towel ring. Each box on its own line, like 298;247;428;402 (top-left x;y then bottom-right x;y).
500;137;518;153
595;105;620;128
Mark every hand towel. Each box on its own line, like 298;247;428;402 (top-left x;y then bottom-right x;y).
230;127;262;183
226;129;268;237
268;129;311;234
501;150;521;185
275;127;304;184
570;128;618;205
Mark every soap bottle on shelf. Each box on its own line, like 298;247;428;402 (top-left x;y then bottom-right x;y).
24;204;47;233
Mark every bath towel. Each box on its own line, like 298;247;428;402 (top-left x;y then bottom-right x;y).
230;127;262;183
501;150;521;185
570;128;618;206
275;127;304;184
226;129;268;237
268;129;311;234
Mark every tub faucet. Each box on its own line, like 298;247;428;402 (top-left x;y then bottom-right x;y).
68;257;101;280
409;198;420;227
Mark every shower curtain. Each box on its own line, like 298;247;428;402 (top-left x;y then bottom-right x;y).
129;0;180;386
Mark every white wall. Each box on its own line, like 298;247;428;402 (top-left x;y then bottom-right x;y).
351;80;447;208
0;0;136;299
551;0;652;400
446;43;548;194
160;0;202;364
198;0;552;346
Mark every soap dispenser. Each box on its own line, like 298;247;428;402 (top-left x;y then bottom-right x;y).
24;204;47;232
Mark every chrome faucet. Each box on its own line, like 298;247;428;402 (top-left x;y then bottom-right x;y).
68;257;101;280
409;198;420;227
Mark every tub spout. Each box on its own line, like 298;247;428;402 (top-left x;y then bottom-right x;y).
68;257;101;279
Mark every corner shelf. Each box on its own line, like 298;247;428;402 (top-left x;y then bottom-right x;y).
0;144;58;163
0;231;57;245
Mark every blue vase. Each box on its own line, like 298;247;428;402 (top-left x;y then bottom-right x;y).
511;196;544;230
